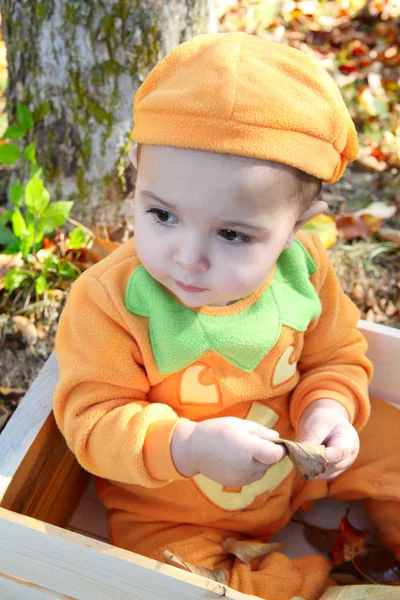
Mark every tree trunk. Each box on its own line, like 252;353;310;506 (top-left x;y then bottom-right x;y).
1;0;216;224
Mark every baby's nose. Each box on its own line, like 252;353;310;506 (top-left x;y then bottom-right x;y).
173;237;209;272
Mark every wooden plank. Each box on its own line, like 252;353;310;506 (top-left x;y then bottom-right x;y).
0;351;89;526
0;572;74;600
358;320;400;405
0;508;253;600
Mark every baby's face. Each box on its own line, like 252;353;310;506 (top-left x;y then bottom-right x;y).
133;145;301;307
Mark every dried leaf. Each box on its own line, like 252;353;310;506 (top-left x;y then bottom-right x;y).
330;548;400;586
354;202;397;220
87;236;120;263
0;386;26;399
162;550;228;585
0;404;12;431
336;214;383;241
292;517;341;555
332;513;367;564
319;584;400;599
379;228;400;246
355;154;387;173
222;537;283;564
274;438;328;480
0;253;24;276
9;316;38;345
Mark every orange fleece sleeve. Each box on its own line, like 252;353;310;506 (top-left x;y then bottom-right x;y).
53;273;187;487
290;233;373;434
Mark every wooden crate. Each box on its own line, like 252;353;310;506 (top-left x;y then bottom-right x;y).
0;320;399;599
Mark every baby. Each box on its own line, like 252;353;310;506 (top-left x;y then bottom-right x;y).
54;33;400;600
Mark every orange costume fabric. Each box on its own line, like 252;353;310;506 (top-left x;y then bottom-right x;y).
131;32;358;184
54;230;400;600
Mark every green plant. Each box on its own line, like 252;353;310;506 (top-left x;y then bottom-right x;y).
0;104;90;300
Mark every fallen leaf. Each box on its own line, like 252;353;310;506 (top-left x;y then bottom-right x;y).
222;537;283;564
319;584;400;599
352;283;365;301
87;236;120;262
9;316;38;345
0;404;12;431
302;214;338;249
378;228;400;246
354;202;397;220
355;154;387;173
330;548;400;586
162;550;228;585
0;253;24;276
291;516;341;555
0;386;26;399
274;438;328;480
336;214;383;241
332;512;367;565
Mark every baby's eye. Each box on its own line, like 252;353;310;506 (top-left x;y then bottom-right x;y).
147;208;177;224
218;229;252;244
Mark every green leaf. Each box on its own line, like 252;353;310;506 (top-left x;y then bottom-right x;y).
4;268;31;292
20;239;33;258
3;240;21;254
68;226;89;249
2;124;27;140
24;142;37;163
42;255;59;275
16;103;34;130
58;261;78;280
0;223;17;245
30;163;42;178
0;143;21;165
37;201;73;234
35;274;48;295
9;179;24;207
0;209;14;225
11;209;28;239
25;176;50;214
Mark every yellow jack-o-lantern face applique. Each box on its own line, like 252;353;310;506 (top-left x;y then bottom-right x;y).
272;345;298;387
178;363;221;406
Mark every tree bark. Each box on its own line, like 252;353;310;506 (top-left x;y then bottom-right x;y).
1;0;216;224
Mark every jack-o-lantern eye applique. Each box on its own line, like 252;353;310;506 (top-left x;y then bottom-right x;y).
178;363;221;406
272;345;298;387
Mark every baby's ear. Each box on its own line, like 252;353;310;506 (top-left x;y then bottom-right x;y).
128;146;138;170
293;200;328;232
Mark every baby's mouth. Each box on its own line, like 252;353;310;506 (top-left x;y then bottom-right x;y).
175;281;208;293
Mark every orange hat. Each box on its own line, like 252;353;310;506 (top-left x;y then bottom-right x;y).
131;32;358;183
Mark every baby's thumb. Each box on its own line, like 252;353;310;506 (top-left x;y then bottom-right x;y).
249;421;280;442
300;422;330;445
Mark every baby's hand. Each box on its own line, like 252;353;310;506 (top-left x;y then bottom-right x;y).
298;399;360;479
171;417;286;487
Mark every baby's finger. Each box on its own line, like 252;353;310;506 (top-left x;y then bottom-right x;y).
317;466;348;480
248;421;280;442
325;445;351;465
252;438;286;465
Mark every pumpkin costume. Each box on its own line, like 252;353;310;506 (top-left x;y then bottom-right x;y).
54;32;400;600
